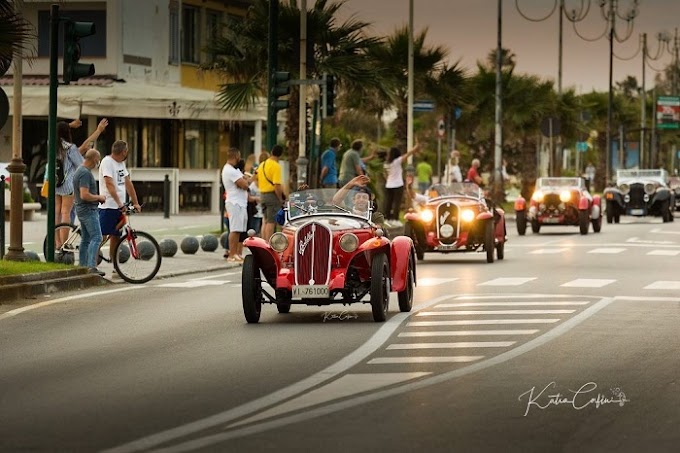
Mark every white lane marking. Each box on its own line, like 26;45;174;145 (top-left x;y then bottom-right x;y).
0;287;140;322
158;297;616;451
478;277;536;286
417;309;575;316
647;250;680;256
103;294;455;453
386;341;515;350
399;330;539;337
649;228;680;235
190;272;240;281
644;281;680;290
615;296;680;302
416;277;458;287
454;294;577;300
529;248;567;254
230;373;431;428
560;279;615;288
437;302;589;307
156;281;227;288
407;319;561;326
626;237;675;245
587;248;625;254
368;356;484;364
179;225;204;230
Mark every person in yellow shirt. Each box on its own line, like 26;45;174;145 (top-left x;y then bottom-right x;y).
258;145;284;241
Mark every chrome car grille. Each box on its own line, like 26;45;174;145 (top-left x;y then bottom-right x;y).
436;202;459;245
294;222;332;285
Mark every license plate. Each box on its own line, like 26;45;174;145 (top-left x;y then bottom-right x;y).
437;244;456;251
292;285;329;298
629;209;644;215
543;218;560;224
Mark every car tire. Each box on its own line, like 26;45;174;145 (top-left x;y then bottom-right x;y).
592;215;602;233
579;210;589;235
242;255;262;324
516;210;527;236
496;240;505;260
606;203;614;224
614;214;620;223
397;258;414;312
531;219;540;234
485;220;495;263
405;222;425;261
370;253;390;322
662;201;671;223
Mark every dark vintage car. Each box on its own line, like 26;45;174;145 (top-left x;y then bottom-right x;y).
603;169;675;223
241;188;416;323
403;182;507;263
514;177;602;235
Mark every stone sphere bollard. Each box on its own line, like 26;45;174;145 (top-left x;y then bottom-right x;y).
138;241;157;260
117;244;130;263
200;234;219;252
159;238;178;257
220;232;229;250
25;250;40;261
181;236;200;255
61;252;75;265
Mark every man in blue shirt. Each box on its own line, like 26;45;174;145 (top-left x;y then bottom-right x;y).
320;138;340;188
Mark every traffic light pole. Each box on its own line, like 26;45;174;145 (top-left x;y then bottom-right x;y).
46;4;59;262
266;0;279;151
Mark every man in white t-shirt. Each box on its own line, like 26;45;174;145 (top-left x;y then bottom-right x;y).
99;140;141;262
221;147;250;262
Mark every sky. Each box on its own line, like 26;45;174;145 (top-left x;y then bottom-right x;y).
338;0;680;93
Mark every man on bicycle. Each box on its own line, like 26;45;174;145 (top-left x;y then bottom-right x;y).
73;149;106;276
99;140;141;265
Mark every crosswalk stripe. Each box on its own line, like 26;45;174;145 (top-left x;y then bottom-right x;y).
560;279;615;288
387;342;515;350
647;250;680;256
478;277;536;286
407;319;561;326
644;281;680;290
529;248;567;254
417;309;575;316
367;356;484;364
454;294;577;300
399;330;539;337
587;248;625;254
416;278;459;287
437;302;589;307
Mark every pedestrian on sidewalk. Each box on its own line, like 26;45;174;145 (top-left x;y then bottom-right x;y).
221;147;250;263
73;149;106;276
258;145;284;241
320;138;341;188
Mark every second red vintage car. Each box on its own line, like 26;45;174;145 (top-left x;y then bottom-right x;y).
242;188;416;323
403;182;507;263
514;177;602;235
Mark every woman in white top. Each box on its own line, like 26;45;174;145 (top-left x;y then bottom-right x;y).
382;142;420;225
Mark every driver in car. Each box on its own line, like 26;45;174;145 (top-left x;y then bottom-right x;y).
332;175;386;227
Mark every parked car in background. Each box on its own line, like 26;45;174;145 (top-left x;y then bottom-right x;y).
403;182;507;263
514;177;602;235
603;169;674;223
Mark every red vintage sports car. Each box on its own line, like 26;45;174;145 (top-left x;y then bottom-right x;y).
403;182;507;263
514;177;602;235
242;188;416;323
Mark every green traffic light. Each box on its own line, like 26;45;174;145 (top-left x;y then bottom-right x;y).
62;20;96;84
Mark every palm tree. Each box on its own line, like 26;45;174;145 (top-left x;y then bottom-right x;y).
203;0;384;186
0;0;33;76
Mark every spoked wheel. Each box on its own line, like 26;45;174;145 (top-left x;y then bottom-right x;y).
397;258;414;312
44;223;80;264
516;210;527;236
484;220;495;263
112;230;162;284
242;255;262;323
579;210;590;235
370;253;390;322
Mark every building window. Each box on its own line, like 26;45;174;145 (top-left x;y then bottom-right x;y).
37;10;107;58
183;121;219;169
182;5;200;64
205;9;221;62
169;1;179;64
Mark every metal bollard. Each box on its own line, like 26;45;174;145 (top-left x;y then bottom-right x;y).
163;174;170;219
0;175;5;259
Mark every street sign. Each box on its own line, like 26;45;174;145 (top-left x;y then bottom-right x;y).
540;117;561;137
453;106;462;120
437;119;445;138
656;96;680;129
413;100;435;112
576;141;588;152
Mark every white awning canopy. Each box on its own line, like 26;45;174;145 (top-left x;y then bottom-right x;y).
6;82;267;122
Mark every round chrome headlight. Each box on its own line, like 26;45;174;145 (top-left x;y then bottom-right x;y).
532;190;544;202
339;233;359;252
644;183;656;195
461;209;475;222
440;224;454;238
269;232;289;252
560;190;571;202
619;183;630;194
420;209;434;223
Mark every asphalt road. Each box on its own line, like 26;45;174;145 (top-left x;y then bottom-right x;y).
1;216;680;452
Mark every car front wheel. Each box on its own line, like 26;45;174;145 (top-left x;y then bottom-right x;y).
485;220;495;263
397;258;414;312
579;210;590;235
370;253;390;322
516;210;527;236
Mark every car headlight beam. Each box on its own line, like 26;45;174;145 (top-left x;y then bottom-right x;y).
461;209;475;222
269;232;289;252
339;233;359;253
532;190;544;202
560;190;571;202
421;209;434;223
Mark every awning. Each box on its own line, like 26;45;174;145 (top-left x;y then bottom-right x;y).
4;81;267;122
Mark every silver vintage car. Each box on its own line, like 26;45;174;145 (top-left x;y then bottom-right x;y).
603;169;675;223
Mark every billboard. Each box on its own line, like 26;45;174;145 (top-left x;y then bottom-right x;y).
656;96;680;129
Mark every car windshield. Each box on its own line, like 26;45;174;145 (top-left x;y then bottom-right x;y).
428;182;483;199
536;177;582;189
287;188;372;221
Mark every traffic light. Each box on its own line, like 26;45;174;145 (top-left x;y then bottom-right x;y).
63;20;96;84
323;74;336;118
271;71;290;111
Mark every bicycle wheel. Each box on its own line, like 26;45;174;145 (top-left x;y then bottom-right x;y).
112;230;162;284
43;223;80;265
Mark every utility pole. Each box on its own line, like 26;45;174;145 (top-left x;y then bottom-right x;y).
493;0;503;200
407;0;414;162
641;33;647;168
266;0;279;151
606;1;614;182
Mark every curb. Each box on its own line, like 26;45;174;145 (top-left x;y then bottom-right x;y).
0;273;110;305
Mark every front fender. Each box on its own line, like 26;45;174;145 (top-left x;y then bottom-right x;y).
653;188;671;203
604;190;625;208
390;236;414;293
514;197;526;212
578;196;590;210
357;236;390;254
244;237;281;283
476;211;493;221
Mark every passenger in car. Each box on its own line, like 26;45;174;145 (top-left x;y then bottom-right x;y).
332;175;386;227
